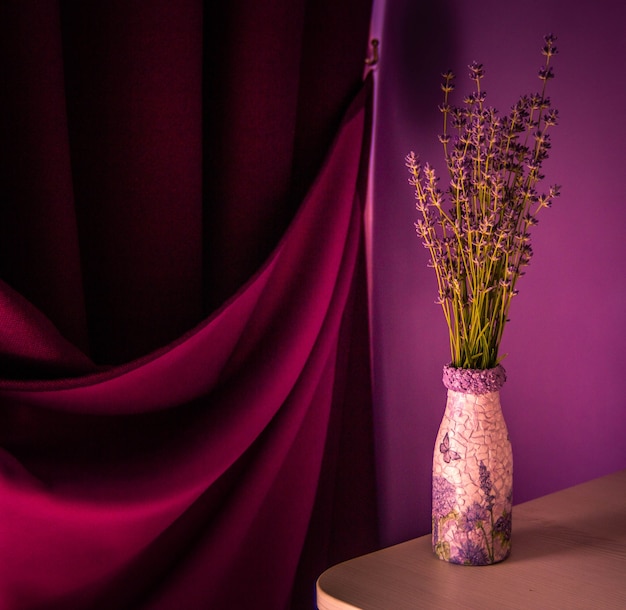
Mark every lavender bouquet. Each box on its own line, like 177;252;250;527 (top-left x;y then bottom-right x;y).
406;34;560;370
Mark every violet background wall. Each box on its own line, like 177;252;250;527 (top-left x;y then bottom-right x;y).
369;0;626;546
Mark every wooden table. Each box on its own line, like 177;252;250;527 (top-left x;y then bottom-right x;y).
317;469;626;609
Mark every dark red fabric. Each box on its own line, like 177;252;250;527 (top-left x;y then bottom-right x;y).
0;1;377;609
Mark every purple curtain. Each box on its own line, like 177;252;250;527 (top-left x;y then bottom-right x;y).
0;2;378;608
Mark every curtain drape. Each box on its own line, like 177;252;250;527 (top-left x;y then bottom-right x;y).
0;1;378;609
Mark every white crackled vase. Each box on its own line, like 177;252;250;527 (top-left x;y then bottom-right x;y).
432;364;513;565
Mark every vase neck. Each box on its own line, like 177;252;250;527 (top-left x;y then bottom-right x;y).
442;364;506;394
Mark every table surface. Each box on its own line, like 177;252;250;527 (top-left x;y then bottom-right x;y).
316;468;626;609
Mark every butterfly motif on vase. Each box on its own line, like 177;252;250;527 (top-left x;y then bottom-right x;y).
440;432;461;463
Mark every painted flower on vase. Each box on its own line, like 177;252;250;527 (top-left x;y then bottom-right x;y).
455;539;490;566
433;462;512;565
494;510;513;543
459;502;489;532
432;475;456;559
479;460;496;510
432;475;456;520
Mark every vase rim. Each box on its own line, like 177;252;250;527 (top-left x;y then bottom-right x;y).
442;364;506;394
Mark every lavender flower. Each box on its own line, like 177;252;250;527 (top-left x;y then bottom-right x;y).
468;61;485;81
479;461;496;510
406;35;561;369
432;475;456;519
538;66;555;81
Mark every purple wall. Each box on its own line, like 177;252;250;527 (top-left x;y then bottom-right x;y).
369;0;626;545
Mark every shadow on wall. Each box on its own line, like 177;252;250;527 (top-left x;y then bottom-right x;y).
387;0;459;127
370;0;461;545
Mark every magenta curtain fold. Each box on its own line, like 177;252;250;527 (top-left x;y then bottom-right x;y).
0;1;377;608
0;79;376;609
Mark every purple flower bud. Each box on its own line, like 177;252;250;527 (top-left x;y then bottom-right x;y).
542;33;558;57
468;60;485;80
544;109;559;126
538;66;555;81
524;213;538;226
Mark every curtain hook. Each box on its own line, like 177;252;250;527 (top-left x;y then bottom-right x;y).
365;39;379;66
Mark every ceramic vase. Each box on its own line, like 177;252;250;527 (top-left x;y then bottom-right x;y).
432;364;513;565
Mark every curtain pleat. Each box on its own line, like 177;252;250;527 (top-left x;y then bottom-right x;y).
0;1;377;608
0;76;377;609
0;1;89;353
